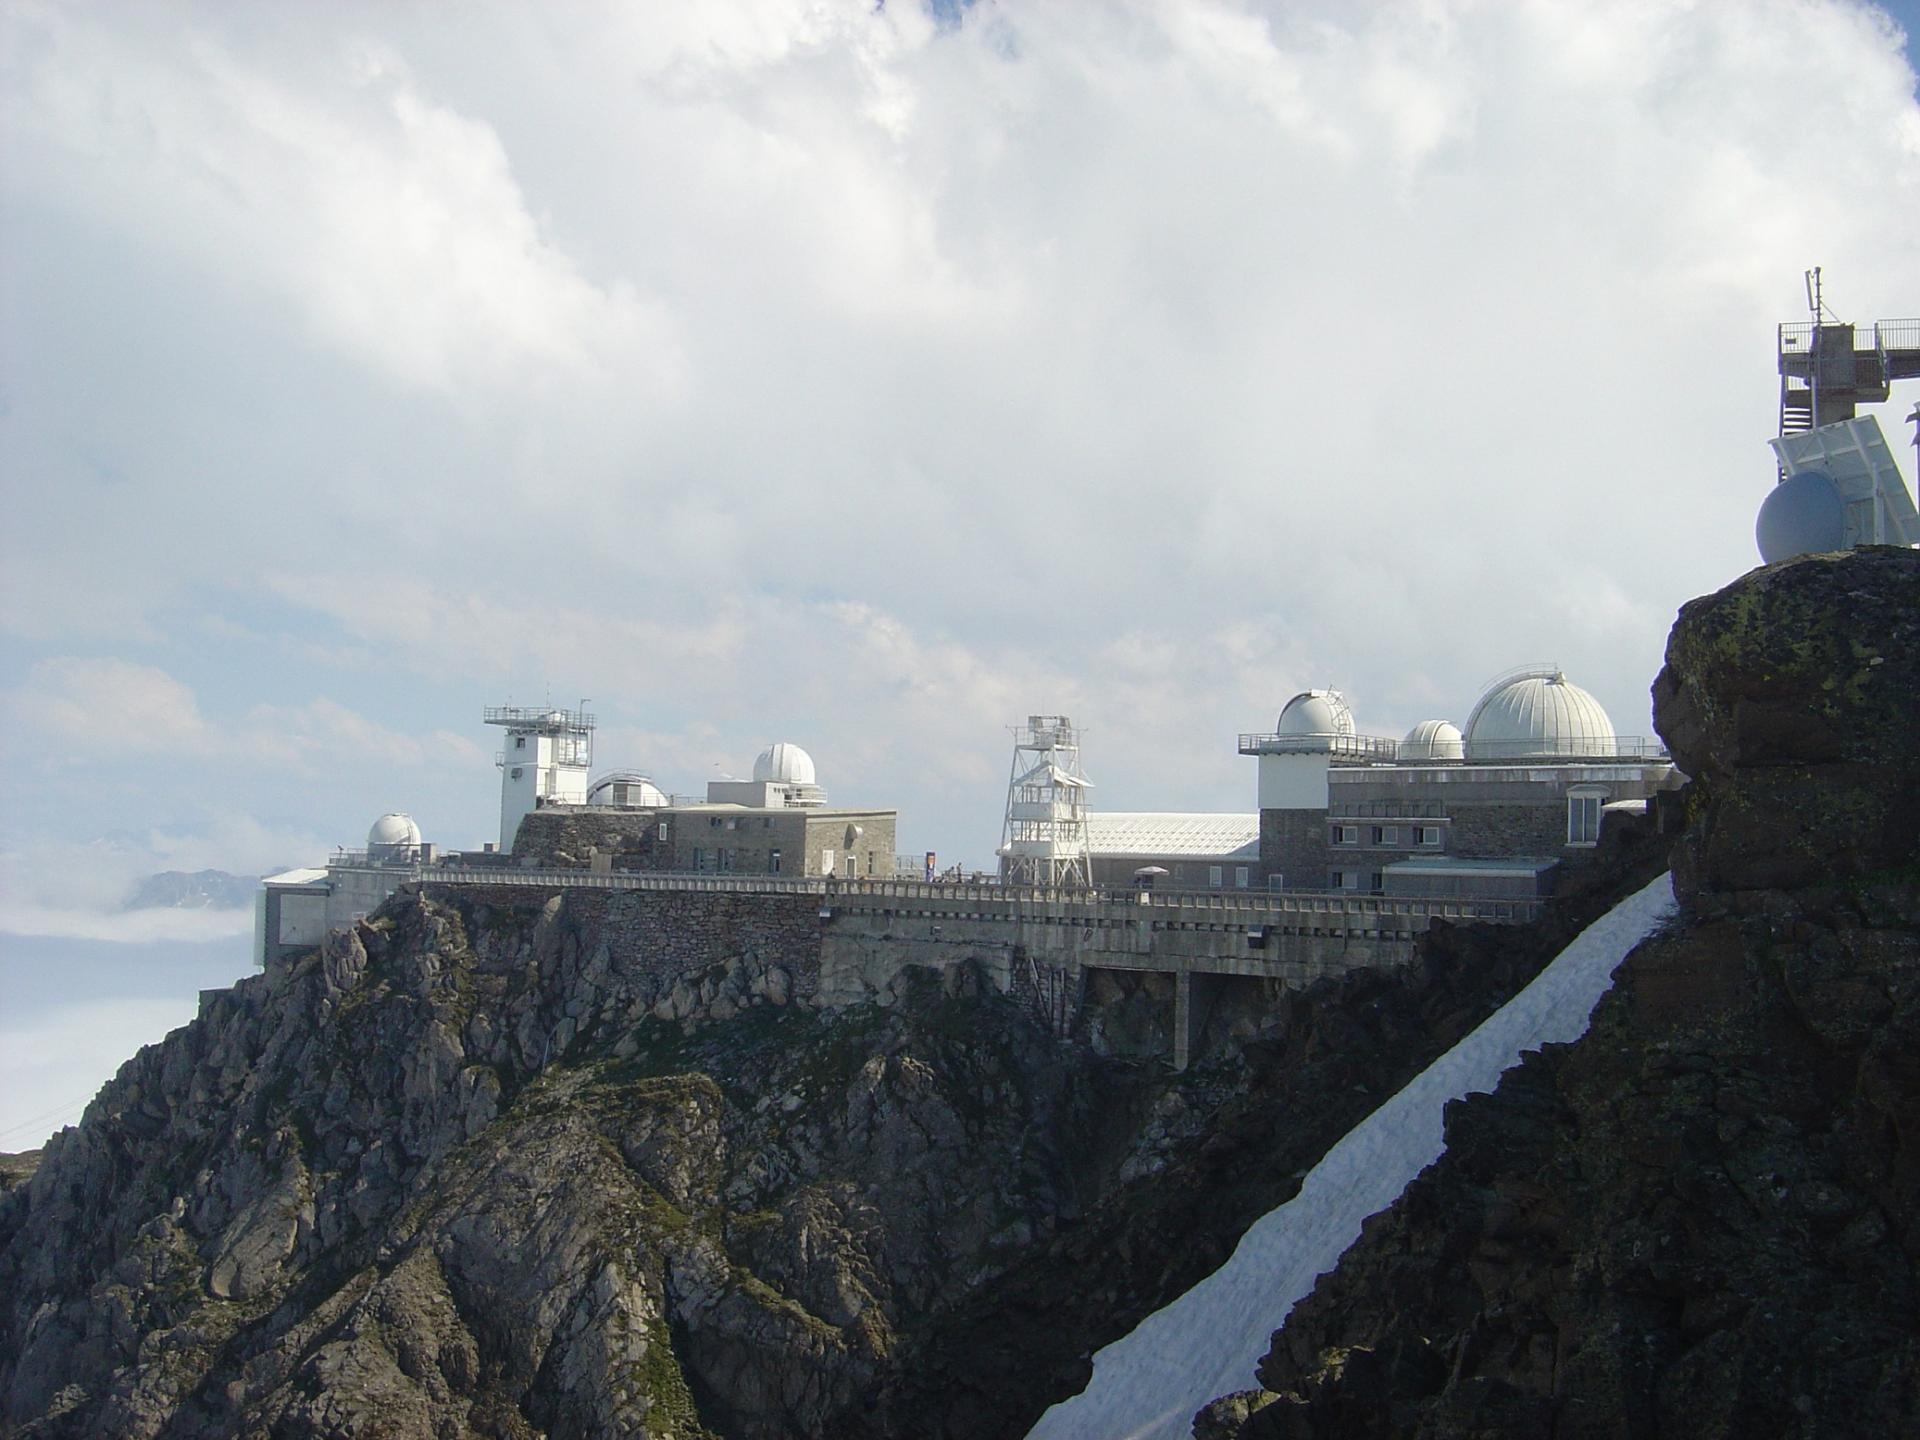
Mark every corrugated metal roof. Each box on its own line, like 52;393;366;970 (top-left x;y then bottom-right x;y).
263;867;329;887
1085;812;1259;858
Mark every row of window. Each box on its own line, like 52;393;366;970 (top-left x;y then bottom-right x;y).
685;847;882;876
1332;796;1607;850
1332;824;1444;848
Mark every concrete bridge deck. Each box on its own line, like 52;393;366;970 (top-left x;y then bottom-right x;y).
409;866;1542;1068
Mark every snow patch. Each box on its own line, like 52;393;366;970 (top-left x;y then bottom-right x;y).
1027;871;1678;1440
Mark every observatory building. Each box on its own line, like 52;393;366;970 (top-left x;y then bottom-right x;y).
1243;670;1673;899
255;812;436;967
507;736;898;880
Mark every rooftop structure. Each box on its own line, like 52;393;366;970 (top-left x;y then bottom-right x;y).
708;741;827;808
1461;667;1618;762
587;771;668;809
1761;270;1920;562
1000;715;1093;888
486;703;594;850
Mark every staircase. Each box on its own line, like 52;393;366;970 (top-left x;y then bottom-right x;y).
1779;385;1814;437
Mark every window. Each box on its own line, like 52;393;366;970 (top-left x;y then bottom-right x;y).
1416;825;1442;847
822;847;837;876
1368;825;1400;846
1334;825;1361;845
867;851;877;876
690;846;705;871
1568;792;1604;845
769;848;782;874
1208;865;1224;887
514;736;526;750
1235;866;1250;888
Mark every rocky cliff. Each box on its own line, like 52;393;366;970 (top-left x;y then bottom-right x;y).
1201;546;1920;1439
0;819;1668;1435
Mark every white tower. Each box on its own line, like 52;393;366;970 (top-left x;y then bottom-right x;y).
1000;715;1093;889
485;703;594;852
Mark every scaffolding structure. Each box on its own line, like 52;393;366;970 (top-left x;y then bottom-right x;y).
999;714;1093;889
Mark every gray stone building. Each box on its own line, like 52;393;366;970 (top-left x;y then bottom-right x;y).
1244;671;1674;899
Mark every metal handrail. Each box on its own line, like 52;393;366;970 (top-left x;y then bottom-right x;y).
1238;733;1400;759
397;864;1542;925
1779;319;1920;354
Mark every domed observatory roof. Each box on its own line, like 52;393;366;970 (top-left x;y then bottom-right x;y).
753;742;817;786
367;812;422;864
1464;669;1617;761
1400;719;1465;762
1276;690;1355;738
587;771;668;809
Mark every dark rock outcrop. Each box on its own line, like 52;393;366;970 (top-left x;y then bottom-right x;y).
1209;547;1920;1439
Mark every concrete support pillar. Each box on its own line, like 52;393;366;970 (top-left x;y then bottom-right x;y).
1173;970;1194;1072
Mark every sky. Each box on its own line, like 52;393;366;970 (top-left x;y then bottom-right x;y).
3;0;1919;937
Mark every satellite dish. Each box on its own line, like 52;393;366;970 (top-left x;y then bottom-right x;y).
1756;468;1846;564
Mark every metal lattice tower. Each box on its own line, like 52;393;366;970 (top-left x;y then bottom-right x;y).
999;715;1093;889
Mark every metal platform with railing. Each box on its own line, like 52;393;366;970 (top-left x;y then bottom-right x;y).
371;862;1543;926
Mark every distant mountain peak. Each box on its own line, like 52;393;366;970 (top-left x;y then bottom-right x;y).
122;870;259;912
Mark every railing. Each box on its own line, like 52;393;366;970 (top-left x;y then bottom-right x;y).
1238;733;1400;759
483;705;596;730
394;864;1542;925
1239;734;1666;763
1780;320;1920;355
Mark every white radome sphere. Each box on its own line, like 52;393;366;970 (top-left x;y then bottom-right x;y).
753;742;817;785
1465;671;1616;760
1400;719;1465;762
1276;690;1355;737
367;813;421;850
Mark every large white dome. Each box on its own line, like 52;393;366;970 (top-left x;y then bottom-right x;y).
1464;670;1616;760
367;813;421;851
1276;690;1355;737
753;742;817;785
1400;719;1465;762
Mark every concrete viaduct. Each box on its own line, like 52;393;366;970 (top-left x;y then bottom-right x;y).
411;867;1540;1069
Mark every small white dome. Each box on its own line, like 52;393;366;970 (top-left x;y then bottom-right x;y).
587;771;668;808
753;742;817;785
1276;690;1355;738
1400;719;1465;762
367;813;421;851
1465;669;1616;760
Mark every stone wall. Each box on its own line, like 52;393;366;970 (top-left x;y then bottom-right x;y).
1260;810;1329;889
1443;801;1572;858
510;808;663;869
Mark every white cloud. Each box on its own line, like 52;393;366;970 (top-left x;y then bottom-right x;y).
2;3;683;403
5;658;209;755
2;0;1917;873
0;905;254;945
